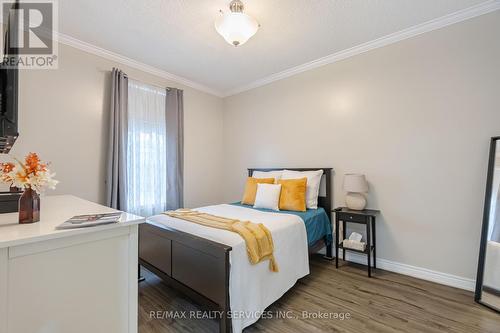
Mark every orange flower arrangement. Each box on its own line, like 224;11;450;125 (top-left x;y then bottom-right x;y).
0;152;58;194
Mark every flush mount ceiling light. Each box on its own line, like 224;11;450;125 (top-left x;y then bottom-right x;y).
215;0;259;47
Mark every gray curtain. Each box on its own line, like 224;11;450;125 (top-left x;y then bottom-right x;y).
106;68;129;210
165;88;184;209
492;186;500;242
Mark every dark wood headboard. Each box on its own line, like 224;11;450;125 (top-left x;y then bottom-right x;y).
247;168;333;220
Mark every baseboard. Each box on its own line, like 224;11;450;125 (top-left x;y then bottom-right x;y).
317;248;475;291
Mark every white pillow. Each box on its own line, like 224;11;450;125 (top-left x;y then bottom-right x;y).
281;169;324;209
253;183;282;211
252;170;284;183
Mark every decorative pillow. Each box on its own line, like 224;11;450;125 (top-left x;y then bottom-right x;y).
253;183;282;211
282;170;323;209
241;177;275;205
252;170;284;183
278;178;307;212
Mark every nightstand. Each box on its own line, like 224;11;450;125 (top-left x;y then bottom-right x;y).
334;207;380;277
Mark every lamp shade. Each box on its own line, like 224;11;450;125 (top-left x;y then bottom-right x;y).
343;174;369;193
215;12;259;46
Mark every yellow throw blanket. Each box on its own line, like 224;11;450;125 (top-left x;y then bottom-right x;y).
164;209;278;272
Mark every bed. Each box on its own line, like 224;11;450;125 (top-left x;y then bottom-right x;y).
139;168;333;333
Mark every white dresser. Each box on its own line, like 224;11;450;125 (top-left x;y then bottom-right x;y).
0;195;145;333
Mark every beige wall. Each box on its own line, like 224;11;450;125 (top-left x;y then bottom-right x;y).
8;43;224;208
7;10;500;281
223;11;500;279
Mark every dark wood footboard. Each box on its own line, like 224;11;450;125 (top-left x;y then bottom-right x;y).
139;221;232;333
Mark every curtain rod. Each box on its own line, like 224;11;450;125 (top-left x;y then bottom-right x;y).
110;68;178;91
126;75;173;91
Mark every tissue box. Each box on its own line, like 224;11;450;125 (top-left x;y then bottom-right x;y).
342;239;366;252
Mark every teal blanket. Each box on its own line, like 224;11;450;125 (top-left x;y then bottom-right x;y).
231;203;333;246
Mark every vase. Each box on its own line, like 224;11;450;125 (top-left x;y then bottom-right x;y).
19;188;40;224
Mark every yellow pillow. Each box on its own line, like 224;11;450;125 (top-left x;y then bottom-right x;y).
241;177;275;205
278;178;307;212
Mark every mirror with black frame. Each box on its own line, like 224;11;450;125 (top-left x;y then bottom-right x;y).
476;136;500;312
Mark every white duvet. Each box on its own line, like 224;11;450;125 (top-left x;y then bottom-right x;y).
148;204;310;333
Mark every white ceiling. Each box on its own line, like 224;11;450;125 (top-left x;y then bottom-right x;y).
60;0;492;95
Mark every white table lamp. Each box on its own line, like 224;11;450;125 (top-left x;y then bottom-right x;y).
343;174;369;210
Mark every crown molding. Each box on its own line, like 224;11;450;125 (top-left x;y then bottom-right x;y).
223;0;500;97
56;32;224;97
43;1;500;98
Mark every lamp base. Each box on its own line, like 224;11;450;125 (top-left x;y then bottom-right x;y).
345;192;366;211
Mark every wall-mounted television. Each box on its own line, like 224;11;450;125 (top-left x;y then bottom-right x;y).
0;1;19;153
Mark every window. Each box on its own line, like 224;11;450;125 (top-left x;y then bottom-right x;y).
126;80;167;216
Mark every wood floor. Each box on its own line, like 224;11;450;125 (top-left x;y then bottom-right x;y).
138;255;500;333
